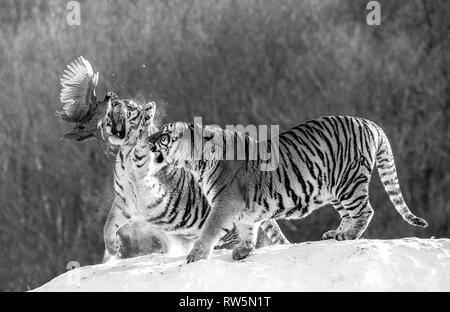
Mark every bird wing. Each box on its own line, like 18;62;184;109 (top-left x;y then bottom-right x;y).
59;56;98;122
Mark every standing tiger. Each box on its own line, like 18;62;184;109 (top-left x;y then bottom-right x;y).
100;98;289;259
147;116;428;262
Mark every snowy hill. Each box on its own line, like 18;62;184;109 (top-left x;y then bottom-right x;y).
33;238;450;292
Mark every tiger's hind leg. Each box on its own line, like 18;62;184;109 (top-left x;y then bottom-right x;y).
324;177;375;241
322;202;353;240
333;195;374;241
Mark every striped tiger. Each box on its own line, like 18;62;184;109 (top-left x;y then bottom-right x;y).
101;99;289;259
147;116;428;262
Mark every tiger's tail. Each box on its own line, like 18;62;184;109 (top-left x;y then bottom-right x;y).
375;130;428;228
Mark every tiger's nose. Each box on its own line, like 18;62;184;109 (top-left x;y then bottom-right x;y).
148;142;156;152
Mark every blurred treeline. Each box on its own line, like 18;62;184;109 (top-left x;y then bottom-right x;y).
0;0;448;291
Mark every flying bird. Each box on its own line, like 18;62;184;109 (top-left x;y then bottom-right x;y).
58;56;117;142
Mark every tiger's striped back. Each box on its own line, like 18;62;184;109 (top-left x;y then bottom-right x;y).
247;116;428;233
274;116;427;228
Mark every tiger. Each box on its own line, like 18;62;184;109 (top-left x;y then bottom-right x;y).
101;99;289;259
147;116;429;263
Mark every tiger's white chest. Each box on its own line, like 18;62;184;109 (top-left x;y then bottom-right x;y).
114;150;168;220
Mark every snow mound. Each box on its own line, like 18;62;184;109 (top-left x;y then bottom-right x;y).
33;238;450;292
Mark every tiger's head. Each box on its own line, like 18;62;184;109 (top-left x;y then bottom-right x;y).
102;99;157;146
147;122;194;168
147;122;220;168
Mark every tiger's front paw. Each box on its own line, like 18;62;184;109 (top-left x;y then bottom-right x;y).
186;242;212;263
232;242;254;260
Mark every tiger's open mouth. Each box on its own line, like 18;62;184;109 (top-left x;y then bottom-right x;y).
109;112;126;140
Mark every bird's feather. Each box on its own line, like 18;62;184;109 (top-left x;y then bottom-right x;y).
59;56;98;122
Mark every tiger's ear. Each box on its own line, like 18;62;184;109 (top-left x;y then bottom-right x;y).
202;127;215;144
141;101;156;125
143;101;156;115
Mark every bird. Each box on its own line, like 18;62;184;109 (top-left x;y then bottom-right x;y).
58;56;118;143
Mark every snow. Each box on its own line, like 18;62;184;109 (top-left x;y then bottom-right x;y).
33;238;450;292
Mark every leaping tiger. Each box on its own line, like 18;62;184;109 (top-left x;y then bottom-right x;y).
147;117;428;262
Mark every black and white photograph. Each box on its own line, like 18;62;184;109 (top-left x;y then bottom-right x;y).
0;0;449;296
